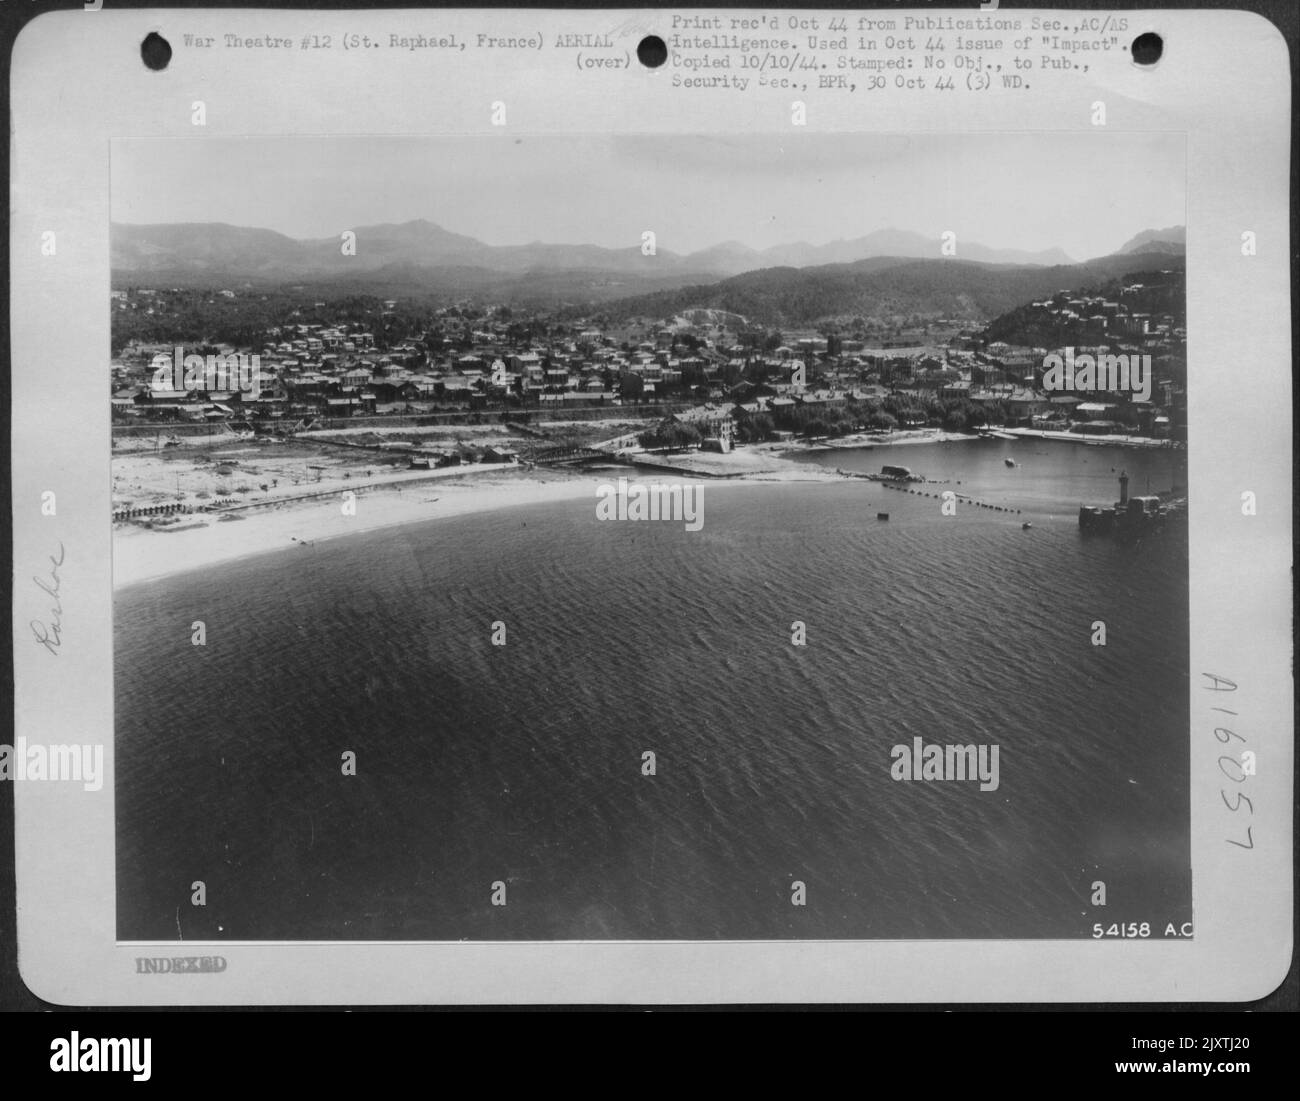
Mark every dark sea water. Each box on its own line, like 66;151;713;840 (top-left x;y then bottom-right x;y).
115;438;1190;940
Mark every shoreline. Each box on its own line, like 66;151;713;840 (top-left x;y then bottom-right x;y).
112;465;840;589
773;428;970;454
114;475;593;589
774;426;1180;453
113;428;1176;589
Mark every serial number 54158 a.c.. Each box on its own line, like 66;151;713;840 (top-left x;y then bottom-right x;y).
1092;922;1151;938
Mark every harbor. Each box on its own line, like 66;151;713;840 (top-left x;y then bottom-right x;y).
802;436;1189;532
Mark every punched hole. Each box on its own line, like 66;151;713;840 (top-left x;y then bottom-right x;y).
637;36;667;68
141;32;173;71
1131;32;1163;66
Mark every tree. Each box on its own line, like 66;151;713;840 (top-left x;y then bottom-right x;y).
619;371;645;401
679;362;707;388
737;413;775;443
638;421;702;451
1112;403;1140;427
942;408;969;432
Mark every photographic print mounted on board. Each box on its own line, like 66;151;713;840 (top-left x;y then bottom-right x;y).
9;7;1291;1004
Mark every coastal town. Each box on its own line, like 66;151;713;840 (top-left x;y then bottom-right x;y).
107;266;1188;575
111;268;1185;485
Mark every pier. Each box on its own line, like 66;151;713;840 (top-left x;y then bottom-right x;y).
531;445;624;466
1079;470;1186;534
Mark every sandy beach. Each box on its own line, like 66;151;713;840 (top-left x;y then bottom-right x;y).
112;461;843;589
112;424;1166;589
114;473;588;588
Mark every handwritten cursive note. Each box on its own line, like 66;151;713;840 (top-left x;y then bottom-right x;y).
30;542;65;656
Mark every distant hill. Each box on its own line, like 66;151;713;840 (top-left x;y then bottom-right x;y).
687;230;1073;274
111;219;700;282
112;223;314;279
1110;226;1185;256
598;251;1186;327
111;220;1182;318
112;219;1080;292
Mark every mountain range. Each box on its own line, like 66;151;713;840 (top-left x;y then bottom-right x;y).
110;220;1185;322
111;219;1185;282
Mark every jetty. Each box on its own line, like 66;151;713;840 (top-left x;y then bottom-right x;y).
1079;470;1186;535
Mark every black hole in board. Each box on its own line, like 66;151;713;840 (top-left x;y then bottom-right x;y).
142;32;172;72
1131;32;1162;66
637;35;667;69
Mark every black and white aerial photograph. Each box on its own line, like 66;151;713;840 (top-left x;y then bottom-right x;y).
110;133;1190;941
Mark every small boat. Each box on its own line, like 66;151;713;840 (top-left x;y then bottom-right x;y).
1004;458;1017;468
1021;522;1032;530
